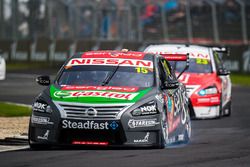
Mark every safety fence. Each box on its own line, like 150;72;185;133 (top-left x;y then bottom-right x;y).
0;0;250;73
0;0;250;44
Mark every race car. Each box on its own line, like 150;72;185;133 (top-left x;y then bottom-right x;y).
28;50;191;149
0;54;6;80
144;44;232;119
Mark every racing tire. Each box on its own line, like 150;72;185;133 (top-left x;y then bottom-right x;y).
224;100;232;117
29;143;51;150
183;114;191;144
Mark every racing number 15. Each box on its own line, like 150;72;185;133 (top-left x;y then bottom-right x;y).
136;67;148;74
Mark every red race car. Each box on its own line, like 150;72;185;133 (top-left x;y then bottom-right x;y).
145;44;232;119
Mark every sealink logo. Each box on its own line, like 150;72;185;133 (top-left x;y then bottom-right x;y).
167;96;173;113
54;91;71;98
110;121;119;130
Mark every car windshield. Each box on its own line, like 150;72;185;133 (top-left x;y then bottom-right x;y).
170;58;212;73
57;65;154;88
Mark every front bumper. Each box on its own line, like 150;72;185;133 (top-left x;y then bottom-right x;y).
29;117;161;147
189;94;221;119
193;106;220;119
0;69;5;80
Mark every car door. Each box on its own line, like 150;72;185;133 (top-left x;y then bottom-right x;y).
158;58;185;137
213;51;232;108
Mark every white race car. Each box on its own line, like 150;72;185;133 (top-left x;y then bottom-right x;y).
0;55;6;80
145;44;232;119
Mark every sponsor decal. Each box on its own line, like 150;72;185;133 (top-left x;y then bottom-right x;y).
166;95;174;113
31;115;54;125
109;121;119;130
178;74;190;84
153;51;210;60
197;98;210;103
66;58;153;68
82;51;145;59
165;95;175;133
168;116;181;134
37;130;49;140
140;104;157;115
54;90;138;100
167;136;176;144
61;86;139;92
132;101;157;116
128;119;159;128
210;97;220;103
62;120;119;130
154;52;210;59
134;132;150;143
85;108;97;117
33;102;48;112
178;134;185;141
161;54;187;61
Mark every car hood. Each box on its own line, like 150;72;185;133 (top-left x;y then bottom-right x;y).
179;73;216;86
50;85;152;104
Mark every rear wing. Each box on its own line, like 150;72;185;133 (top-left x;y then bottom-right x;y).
159;53;189;79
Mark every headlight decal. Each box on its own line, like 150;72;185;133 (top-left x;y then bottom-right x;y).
131;101;158;116
198;86;218;96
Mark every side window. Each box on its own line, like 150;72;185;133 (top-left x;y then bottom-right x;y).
213;51;225;71
159;58;177;82
158;59;167;84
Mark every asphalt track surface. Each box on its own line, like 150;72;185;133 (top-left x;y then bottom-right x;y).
1;73;250;167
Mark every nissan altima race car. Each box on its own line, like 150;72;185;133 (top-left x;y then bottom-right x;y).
144;44;232;119
0;54;6;80
28;50;191;149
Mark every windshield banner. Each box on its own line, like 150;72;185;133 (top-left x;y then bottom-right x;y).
61;86;139;92
66;58;153;68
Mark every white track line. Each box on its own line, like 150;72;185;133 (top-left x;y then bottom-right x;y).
0;145;29;153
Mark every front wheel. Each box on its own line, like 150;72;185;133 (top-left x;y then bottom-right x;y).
224;100;232;117
183;114;191;144
158;107;168;149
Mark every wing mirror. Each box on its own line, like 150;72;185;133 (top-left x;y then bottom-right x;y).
218;69;230;76
36;75;51;86
163;81;179;89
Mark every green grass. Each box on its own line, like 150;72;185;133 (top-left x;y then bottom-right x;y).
0;102;32;117
231;73;250;87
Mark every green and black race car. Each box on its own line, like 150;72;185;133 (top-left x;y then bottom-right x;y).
29;50;191;149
